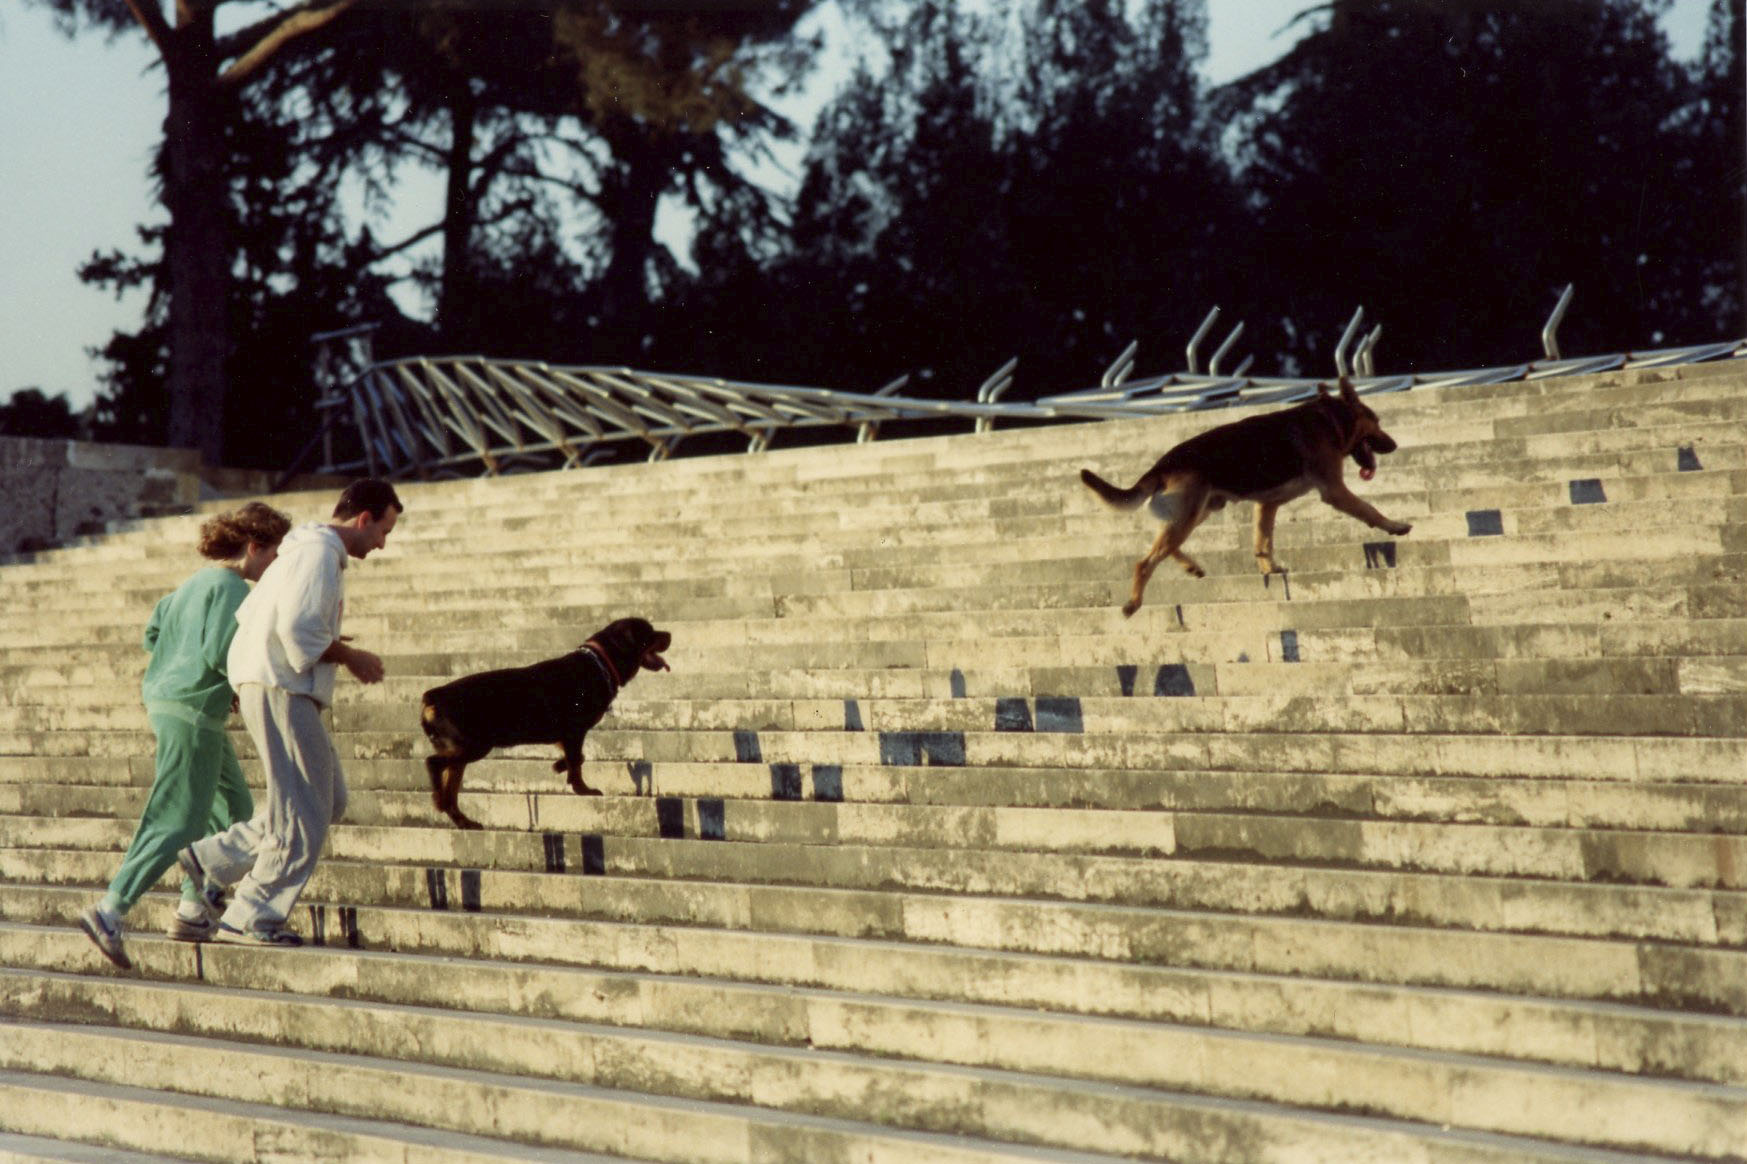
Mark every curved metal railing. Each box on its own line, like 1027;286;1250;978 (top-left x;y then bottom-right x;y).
311;295;1747;479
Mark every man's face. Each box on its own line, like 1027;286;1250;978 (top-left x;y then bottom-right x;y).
348;508;398;559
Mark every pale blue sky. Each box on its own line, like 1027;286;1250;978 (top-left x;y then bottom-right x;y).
0;1;1715;411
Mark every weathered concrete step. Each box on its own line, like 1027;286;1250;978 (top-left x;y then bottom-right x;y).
5;502;1740;625
0;1068;623;1163
0;1127;187;1164
12;914;1747;1095
13;878;1747;1021
19;749;1747;838
353;464;1747;553
15;739;1747;840
4;969;1742;1160
14;787;1745;888
24;653;1741;724
14;830;1747;948
8;723;1737;790
16;550;1747;636
0;1021;1140;1164
6;429;1740;580
285;691;1747;741
18;613;1736;682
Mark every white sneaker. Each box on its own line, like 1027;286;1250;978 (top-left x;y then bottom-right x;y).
167;910;216;942
77;904;131;969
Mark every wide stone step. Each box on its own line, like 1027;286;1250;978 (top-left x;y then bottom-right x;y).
12;836;1746;948
0;1067;625;1163
9;913;1744;1095
1;1020;1142;1164
3;969;1741;1160
10;789;1745;889
16;751;1747;838
14;878;1746;1023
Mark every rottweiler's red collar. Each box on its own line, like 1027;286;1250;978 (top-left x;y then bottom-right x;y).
583;640;623;689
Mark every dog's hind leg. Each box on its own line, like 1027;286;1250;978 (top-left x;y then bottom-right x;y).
556;736;599;796
424;754;447;810
1125;484;1211;616
435;761;483;830
1253;502;1285;575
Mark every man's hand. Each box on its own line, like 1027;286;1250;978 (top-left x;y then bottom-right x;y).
322;638;384;684
341;644;385;684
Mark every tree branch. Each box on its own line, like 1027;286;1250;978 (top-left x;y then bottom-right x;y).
216;0;360;89
121;0;173;59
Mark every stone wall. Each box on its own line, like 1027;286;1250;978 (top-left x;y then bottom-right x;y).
0;437;204;557
0;437;348;558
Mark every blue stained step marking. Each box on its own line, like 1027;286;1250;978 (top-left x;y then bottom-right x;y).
1569;478;1606;504
1116;665;1138;696
950;670;968;698
698;798;725;841
627;760;652;795
1035;697;1084;733
734;730;762;763
770;763;803;800
542;832;566;873
581;835;605;875
1280;630;1300;663
879;731;967;766
425;867;448;910
1466;510;1504;537
812;764;844;802
656;796;686;838
1154;664;1195;697
1678;446;1702;472
995;698;1034;732
460;870;482;912
339;905;360;949
1363;542;1397;569
844;701;864;731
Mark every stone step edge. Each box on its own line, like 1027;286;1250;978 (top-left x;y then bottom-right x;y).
1;1000;1731;1163
9;916;1741;1090
0;1067;621;1163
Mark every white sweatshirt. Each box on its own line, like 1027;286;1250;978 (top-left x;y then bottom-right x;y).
226;523;347;706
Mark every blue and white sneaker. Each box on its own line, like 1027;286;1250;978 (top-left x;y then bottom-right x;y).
212;921;303;947
177;845;226;919
77;904;132;969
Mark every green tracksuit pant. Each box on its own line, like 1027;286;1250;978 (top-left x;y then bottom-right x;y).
104;712;253;913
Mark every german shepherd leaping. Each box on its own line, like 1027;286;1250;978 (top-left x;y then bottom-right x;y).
1081;377;1411;616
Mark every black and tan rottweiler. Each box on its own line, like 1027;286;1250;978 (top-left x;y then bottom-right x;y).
1080;377;1411;616
419;617;672;829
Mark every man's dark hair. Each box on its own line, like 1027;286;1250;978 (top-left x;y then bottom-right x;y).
333;478;404;522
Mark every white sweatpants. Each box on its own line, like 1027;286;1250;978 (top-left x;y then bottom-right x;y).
193;683;346;933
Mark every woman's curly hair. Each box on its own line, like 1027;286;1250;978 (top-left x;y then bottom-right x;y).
197;501;292;562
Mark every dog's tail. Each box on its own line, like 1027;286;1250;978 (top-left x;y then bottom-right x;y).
1080;467;1156;511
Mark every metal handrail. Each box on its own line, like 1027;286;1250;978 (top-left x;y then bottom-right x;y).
310;294;1747;479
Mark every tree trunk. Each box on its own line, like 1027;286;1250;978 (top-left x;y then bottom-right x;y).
597;132;669;328
162;10;230;465
438;86;479;342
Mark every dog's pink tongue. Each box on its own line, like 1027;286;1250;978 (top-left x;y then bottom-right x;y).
1360;466;1375;481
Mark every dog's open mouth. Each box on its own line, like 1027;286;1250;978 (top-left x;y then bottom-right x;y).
642;634;672;672
1352;441;1377;481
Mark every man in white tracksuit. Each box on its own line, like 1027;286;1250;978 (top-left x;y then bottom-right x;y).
180;479;402;945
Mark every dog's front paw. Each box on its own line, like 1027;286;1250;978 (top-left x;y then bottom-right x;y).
1255;556;1286;576
1121;599;1141;618
1385;520;1413;537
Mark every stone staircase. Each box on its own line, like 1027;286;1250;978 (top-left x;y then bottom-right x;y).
2;360;1746;1161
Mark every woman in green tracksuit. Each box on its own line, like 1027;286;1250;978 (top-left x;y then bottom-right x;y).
78;501;292;969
